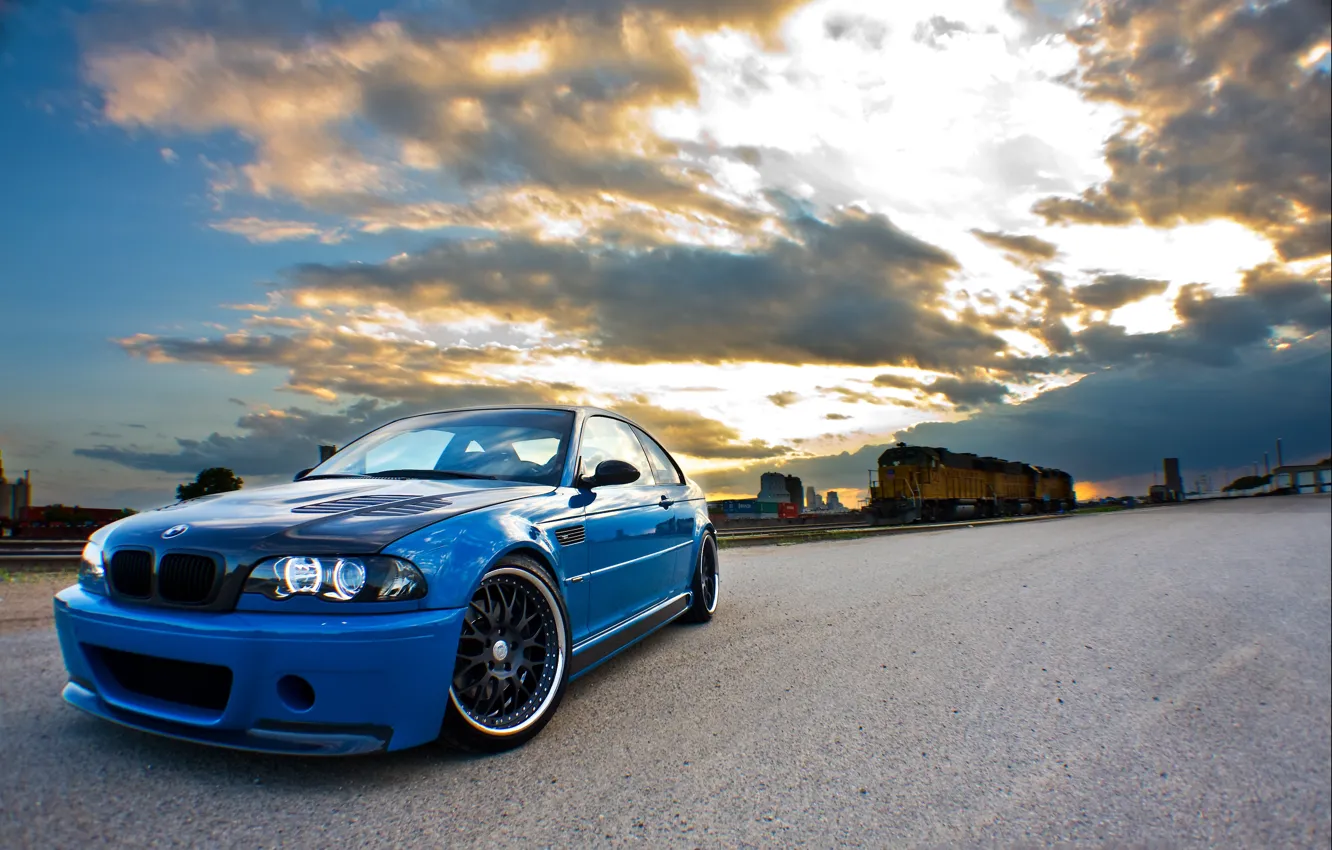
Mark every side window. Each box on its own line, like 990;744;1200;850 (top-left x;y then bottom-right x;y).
579;417;652;487
633;427;684;486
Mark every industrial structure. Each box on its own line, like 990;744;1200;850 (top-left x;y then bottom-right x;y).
0;450;32;524
707;472;846;521
784;475;804;510
1272;462;1332;494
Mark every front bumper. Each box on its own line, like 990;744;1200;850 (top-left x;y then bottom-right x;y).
53;586;465;755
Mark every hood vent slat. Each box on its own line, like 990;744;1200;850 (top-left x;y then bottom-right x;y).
361;495;454;516
293;494;455;516
292;495;417;515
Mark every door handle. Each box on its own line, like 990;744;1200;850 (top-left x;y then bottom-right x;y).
658;495;674;509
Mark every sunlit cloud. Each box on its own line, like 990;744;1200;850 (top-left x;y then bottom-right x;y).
210;217;346;244
25;0;1320;506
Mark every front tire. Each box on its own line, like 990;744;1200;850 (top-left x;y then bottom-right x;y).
683;533;719;623
439;555;570;752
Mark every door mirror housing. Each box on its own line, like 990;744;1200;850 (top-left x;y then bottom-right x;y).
581;459;641;488
294;468;313;482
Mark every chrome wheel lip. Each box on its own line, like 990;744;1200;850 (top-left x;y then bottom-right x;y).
701;535;719;613
449;566;567;737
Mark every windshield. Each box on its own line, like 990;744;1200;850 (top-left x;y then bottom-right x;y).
309;408;575;486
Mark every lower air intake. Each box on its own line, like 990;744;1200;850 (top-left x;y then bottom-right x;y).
94;647;233;712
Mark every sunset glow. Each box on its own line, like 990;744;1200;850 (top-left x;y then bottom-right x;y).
1;0;1327;509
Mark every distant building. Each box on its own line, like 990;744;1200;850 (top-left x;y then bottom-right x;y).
1163;457;1183;500
757;471;792;503
784;475;804;511
826;490;843;511
806;485;820;511
0;450;32;523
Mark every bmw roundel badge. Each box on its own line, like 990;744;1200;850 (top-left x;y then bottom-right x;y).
161;524;189;539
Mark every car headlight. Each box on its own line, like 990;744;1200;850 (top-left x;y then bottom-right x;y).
243;555;426;602
78;539;108;595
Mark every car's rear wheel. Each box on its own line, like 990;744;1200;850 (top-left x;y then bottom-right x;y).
439;555;570;752
683;533;719;623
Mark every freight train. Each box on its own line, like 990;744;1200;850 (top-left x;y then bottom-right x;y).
864;443;1075;525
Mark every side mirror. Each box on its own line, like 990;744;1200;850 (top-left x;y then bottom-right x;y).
294;468;313;482
582;459;641;489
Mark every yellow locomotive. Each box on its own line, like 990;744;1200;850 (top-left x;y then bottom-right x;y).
865;443;1075;525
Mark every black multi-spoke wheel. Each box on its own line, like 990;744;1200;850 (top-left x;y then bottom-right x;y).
684;533;719;623
440;556;569;752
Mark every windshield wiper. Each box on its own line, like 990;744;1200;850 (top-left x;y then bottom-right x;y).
299;473;373;480
366;469;501;481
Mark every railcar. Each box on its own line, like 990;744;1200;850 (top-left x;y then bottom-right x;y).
865;443;1075;525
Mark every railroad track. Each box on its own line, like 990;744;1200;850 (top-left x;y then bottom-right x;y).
716;512;1070;542
0;540;85;570
0;513;1072;569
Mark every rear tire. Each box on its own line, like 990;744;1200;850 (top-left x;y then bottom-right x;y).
683;533;719;623
439;555;570;753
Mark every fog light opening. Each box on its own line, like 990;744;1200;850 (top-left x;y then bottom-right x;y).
277;675;316;712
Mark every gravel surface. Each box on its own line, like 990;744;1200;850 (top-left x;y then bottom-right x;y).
0;572;75;635
2;497;1328;848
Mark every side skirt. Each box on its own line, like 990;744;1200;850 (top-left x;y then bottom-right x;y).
569;592;691;680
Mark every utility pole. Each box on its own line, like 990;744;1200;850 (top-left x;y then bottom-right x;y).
1276;438;1284;469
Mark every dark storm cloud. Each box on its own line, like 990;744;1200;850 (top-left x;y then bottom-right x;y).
870;373;922;391
74;386;588;477
1071;274;1169;311
897;346;1332;482
1032;188;1134;225
1276;218;1332;263
1036;0;1331;258
1011;269;1078;354
76;391;792;476
284;208;1005;370
699;344;1332;494
1002;262;1330;373
76;400;402;477
971;229;1059;265
868;372;1011;410
922;377;1012;409
609;399;793;460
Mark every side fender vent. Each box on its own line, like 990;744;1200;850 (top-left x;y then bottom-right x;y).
554;525;585;546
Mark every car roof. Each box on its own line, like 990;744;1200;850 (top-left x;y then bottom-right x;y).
389;404;652;433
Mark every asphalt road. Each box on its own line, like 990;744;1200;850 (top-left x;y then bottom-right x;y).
2;497;1328;848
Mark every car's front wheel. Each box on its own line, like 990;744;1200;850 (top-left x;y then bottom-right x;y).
683;533;719;623
439;555;570;752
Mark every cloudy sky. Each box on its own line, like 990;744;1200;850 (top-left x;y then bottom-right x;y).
1;0;1328;509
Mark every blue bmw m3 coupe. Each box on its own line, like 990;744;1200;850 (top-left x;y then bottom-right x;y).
54;406;720;755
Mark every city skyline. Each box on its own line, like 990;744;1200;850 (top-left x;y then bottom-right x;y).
1;0;1328;511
